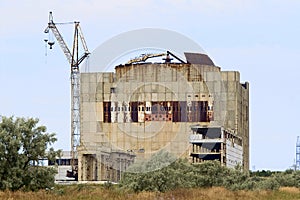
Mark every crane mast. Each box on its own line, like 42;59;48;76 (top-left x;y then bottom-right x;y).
44;12;89;179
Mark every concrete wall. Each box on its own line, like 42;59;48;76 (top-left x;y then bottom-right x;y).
79;62;249;181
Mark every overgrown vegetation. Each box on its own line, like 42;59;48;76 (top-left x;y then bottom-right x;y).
1;116;300;198
120;151;300;192
0;116;61;191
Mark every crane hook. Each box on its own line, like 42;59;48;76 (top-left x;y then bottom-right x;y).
48;41;55;49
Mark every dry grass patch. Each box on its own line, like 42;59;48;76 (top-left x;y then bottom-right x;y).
280;187;300;194
0;185;300;200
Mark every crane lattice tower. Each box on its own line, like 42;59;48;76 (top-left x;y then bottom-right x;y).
296;136;300;169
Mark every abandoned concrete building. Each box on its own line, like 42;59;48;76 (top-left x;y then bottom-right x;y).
78;52;249;182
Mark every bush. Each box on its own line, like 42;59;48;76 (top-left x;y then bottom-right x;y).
120;152;236;192
22;166;57;191
120;150;300;192
120;153;196;192
256;178;280;190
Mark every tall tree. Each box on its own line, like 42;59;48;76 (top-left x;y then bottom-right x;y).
0;116;61;191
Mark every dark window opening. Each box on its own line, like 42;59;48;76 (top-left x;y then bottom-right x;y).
110;88;116;93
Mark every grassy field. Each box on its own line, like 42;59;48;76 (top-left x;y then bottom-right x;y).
0;185;300;200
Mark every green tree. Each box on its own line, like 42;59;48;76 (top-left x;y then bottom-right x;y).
0;116;61;191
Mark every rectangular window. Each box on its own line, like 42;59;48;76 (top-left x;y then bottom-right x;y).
103;102;111;123
110;88;116;93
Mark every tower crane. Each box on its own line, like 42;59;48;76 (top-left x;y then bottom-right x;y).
44;12;90;179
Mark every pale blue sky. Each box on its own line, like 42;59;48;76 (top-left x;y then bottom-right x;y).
1;0;300;171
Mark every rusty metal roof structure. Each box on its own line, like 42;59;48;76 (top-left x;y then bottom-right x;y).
184;52;215;66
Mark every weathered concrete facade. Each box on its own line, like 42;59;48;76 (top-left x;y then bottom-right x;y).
78;55;249;181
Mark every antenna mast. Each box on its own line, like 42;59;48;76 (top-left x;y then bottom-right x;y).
296;136;300;170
